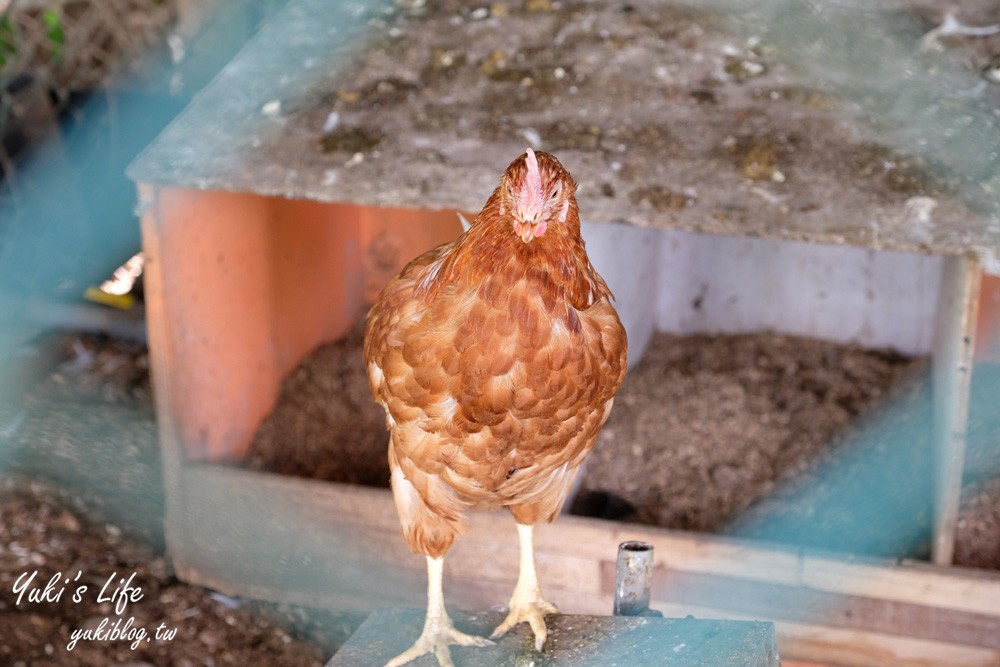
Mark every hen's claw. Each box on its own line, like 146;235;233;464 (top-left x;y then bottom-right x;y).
386;620;494;667
490;593;559;651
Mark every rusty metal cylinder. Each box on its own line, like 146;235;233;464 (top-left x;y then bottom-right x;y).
613;540;655;616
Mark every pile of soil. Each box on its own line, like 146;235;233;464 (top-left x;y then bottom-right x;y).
573;332;921;533
247;321;390;487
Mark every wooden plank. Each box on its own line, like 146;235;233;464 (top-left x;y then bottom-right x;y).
797;555;1000;617
0;331;65;408
327;609;779;667
655;232;943;357
170;465;1000;619
174;464;1000;612
932;255;982;564
524;515;1000;617
139;184;187;556
772;621;1000;667
168;465;1000;666
172;472;426;609
655;603;1000;667
449;584;1000;667
597;563;1000;650
975;274;1000;362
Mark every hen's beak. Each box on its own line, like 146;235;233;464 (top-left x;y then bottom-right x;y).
514;212;547;243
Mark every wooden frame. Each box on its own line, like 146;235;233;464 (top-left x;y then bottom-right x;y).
931;256;982;564
138;184;1000;666
161;465;1000;667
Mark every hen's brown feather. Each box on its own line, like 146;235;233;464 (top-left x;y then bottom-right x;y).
364;150;626;557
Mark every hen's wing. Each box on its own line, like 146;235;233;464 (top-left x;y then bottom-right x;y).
365;240;476;556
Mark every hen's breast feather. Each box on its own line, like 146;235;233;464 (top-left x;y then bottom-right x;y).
367;233;625;507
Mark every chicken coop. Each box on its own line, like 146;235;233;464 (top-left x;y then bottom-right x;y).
127;0;1000;665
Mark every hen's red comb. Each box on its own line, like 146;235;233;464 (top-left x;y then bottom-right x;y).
525;147;540;190
522;147;542;216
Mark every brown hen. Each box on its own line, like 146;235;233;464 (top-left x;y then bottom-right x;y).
364;148;627;666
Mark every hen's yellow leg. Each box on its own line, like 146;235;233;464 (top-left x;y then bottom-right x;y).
386;556;494;667
490;523;559;651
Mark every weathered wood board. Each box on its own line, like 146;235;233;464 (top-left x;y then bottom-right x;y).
165;464;1000;667
326;609;780;666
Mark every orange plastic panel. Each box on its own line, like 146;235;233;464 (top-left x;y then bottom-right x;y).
358;205;466;302
151;188;289;461
145;186;462;462
976;274;1000;362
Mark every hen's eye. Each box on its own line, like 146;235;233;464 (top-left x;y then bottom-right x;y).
550;186;560;199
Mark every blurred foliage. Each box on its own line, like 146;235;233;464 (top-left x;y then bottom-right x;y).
0;15;15;70
42;9;64;62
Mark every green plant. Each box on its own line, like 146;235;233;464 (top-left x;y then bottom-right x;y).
0;6;68;71
42;8;64;61
0;14;16;70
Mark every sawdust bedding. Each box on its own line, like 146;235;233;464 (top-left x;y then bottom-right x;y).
246;322;1000;566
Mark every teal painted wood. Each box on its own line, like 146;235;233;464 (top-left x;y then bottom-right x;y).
326;609;780;667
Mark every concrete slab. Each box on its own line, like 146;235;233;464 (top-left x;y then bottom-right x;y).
127;0;999;265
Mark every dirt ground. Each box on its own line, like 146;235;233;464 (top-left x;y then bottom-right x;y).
247;322;1000;567
0;475;333;667
0;334;356;666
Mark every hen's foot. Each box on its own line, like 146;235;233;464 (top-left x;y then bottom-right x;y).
386;617;494;667
490;588;559;651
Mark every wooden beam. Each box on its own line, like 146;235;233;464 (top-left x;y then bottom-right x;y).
599;564;1000;649
0;331;64;409
660;604;1000;667
327;609;780;667
931;255;982;564
523;513;1000;617
449;584;1000;667
164;464;1000;667
139;183;187;557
